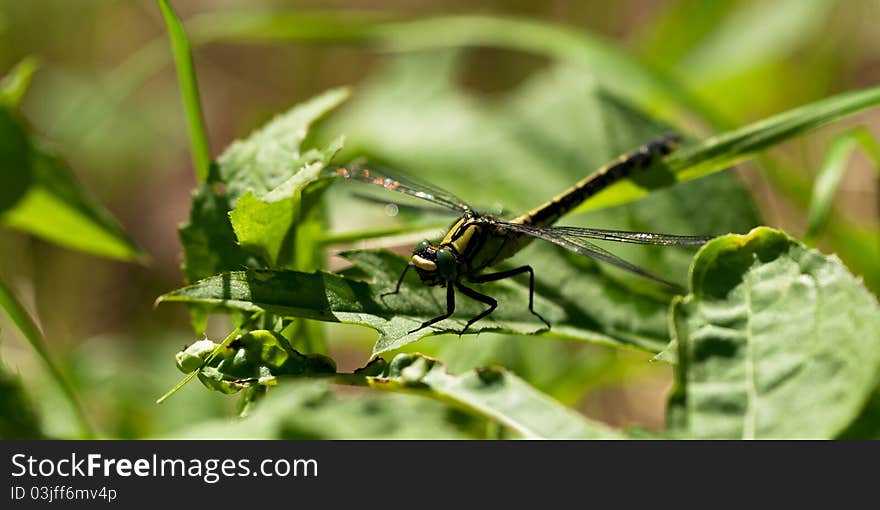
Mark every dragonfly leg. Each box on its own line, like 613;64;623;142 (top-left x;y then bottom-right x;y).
381;263;412;301
469;266;551;330
456;282;497;335
408;283;456;333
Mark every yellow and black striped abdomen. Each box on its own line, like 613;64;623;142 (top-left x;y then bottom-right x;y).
514;134;681;227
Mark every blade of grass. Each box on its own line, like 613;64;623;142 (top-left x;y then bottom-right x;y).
0;277;93;438
185;11;713;125
574;84;880;213
804;127;880;244
158;0;211;182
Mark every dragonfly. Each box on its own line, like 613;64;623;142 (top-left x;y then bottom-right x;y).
333;133;712;334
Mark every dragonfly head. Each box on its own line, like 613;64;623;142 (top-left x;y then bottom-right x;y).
410;240;458;284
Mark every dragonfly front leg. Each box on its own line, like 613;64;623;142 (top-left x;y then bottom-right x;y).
381;263;412;300
408;283;456;334
469;265;551;330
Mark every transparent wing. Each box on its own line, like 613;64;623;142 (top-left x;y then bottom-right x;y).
496;221;709;289
331;161;471;214
523;225;712;246
349;191;460;217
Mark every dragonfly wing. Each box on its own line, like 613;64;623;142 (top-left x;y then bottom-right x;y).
528;225;713;246
331;161;471;214
496;221;689;289
349;191;461;217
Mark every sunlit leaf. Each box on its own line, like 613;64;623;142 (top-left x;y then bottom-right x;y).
0;130;141;262
365;353;622;439
179;89;349;284
159;249;675;356
229;137;343;269
0;62;142;261
217;88;349;202
666;227;880;439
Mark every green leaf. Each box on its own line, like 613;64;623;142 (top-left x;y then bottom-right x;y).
174;330;335;395
0;107;30;213
175;379;474;439
178;184;256;285
229;137;343;269
0;278;92;438
179;89;349;283
217;88;349;201
432;333;646;407
666;227;880;439
159;249;674;356
366;353;622;439
0;66;142;261
158;0;211;182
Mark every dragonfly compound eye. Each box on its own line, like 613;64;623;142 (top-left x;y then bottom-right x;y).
435;248;456;277
414;240;430;253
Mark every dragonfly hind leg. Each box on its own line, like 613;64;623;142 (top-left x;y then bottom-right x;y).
455;282;497;335
469;265;551;330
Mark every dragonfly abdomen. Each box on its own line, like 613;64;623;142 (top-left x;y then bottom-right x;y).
514;134;681;227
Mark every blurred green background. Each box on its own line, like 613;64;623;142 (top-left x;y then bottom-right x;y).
0;0;877;438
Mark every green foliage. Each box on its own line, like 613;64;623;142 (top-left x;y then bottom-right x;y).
179;88;349;283
667;228;880;439
367;353;622;439
7;2;880;440
228;136;344;269
176;330;335;395
155;25;880;437
176;89;348;332
177;348;618;439
159;249;672;356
